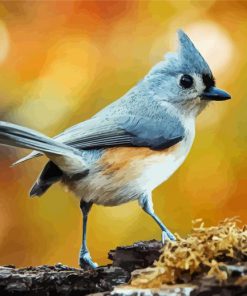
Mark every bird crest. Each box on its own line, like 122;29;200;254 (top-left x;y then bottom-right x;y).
147;29;212;78
176;29;212;75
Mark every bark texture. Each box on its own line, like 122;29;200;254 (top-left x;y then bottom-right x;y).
0;240;247;295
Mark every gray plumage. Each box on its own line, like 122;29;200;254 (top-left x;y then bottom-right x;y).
0;30;231;268
0;121;80;157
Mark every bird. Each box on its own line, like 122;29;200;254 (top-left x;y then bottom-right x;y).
0;30;231;269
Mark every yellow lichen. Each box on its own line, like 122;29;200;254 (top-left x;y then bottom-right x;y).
131;217;247;288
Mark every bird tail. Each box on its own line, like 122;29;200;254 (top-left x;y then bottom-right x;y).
0;121;85;173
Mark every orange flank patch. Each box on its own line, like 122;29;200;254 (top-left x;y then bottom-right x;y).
99;145;180;176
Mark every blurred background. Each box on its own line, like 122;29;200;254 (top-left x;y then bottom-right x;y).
0;0;246;268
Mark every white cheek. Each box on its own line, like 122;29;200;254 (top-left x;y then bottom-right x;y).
192;74;205;94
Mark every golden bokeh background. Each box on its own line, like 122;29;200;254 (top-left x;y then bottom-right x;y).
0;1;246;267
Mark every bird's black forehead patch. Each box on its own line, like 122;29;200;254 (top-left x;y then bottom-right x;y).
202;73;215;90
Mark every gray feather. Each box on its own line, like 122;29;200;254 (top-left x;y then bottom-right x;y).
0;121;80;159
14;111;184;165
52;111;185;150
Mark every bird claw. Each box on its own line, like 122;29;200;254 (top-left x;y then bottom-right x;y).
162;230;176;244
79;251;98;269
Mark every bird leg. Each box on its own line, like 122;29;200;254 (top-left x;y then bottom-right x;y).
139;194;176;243
79;200;98;269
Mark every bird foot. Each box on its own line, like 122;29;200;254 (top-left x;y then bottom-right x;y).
79;251;98;269
162;230;176;244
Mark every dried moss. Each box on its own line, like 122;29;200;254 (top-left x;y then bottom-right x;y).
131;218;247;288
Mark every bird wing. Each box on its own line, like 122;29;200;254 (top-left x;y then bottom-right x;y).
55;113;185;150
12;113;185;166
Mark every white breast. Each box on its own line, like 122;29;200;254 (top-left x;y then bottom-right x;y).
138;124;195;193
136;141;192;192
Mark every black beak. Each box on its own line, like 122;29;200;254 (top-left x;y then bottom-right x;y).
201;87;231;101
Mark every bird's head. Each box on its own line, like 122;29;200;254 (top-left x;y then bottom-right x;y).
145;30;231;116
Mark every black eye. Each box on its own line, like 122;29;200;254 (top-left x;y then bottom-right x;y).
180;74;193;89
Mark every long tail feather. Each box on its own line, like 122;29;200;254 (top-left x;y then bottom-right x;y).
0;121;76;156
12;151;42;166
0;121;86;174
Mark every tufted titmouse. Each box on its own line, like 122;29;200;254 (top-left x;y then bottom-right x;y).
0;30;231;268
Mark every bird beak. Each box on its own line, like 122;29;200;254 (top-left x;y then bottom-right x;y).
201;87;231;101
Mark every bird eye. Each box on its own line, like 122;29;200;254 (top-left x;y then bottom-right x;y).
180;74;193;89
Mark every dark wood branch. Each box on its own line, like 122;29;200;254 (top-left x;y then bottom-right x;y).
108;239;163;272
0;264;129;295
1;240;247;295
